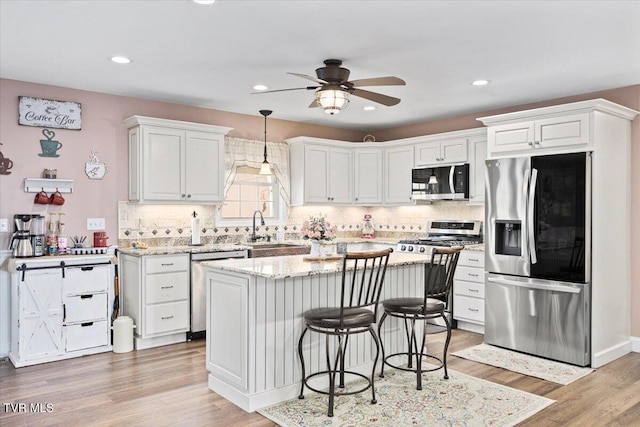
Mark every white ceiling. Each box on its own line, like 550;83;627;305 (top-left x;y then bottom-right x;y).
1;0;639;131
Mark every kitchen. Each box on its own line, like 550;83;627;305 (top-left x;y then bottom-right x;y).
1;1;640;426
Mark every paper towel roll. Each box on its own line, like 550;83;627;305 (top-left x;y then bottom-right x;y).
191;217;201;245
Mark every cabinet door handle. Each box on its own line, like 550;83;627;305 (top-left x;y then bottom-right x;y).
161;263;174;266
63;304;66;322
81;322;94;327
161;286;174;289
534;140;540;145
187;194;191;198
80;294;93;299
528;141;534;146
81;266;94;271
327;197;331;201
161;316;174;320
181;194;186;198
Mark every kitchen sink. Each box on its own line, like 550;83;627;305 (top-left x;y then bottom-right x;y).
242;242;311;258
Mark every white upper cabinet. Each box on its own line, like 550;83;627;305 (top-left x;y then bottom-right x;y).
414;137;468;166
354;148;383;205
125;116;232;204
289;138;353;205
468;134;487;205
483;113;589;155
383;145;414;205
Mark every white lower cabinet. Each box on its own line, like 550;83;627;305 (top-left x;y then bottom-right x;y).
121;253;190;349
453;249;485;333
9;258;114;367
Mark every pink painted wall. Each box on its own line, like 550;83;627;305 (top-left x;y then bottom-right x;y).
1;79;638;338
0;78;367;249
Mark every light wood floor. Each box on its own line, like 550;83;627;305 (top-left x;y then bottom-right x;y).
1;330;639;426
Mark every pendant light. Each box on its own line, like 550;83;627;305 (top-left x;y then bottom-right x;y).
259;109;273;175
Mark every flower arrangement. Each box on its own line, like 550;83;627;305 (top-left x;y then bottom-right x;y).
302;214;337;241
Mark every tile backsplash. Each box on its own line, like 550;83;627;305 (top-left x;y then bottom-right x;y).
117;201;483;247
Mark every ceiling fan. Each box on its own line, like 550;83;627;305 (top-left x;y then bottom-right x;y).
253;59;406;115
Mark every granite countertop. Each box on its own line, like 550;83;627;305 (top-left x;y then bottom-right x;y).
202;251;429;280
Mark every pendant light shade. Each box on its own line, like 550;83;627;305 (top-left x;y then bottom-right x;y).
259;109;273;175
428;173;438;185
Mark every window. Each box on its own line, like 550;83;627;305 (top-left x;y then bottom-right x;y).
218;166;286;225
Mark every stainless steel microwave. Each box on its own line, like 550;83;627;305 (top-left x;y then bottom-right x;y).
411;164;470;201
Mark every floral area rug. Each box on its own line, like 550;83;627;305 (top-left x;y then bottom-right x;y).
452;343;594;385
258;367;554;427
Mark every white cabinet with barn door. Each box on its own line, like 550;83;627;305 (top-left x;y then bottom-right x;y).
125;116;232;204
289;138;353;205
8;256;114;367
453;249;485;334
120;253;190;350
354;148;383;205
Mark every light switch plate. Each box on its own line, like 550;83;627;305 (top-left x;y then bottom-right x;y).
0;218;8;232
87;218;105;230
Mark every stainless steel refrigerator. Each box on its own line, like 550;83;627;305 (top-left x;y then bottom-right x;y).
484;152;591;366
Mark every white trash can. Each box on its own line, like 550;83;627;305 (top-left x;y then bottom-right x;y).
112;316;136;353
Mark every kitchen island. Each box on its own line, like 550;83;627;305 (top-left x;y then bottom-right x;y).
202;252;431;412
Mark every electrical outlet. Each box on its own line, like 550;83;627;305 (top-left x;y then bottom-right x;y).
87;218;105;230
0;218;8;232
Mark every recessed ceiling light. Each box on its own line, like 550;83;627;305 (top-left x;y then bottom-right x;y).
193;0;216;4
253;84;269;91
110;56;131;64
471;79;491;86
363;106;376;111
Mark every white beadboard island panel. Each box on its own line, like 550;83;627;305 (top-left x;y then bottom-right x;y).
205;253;428;412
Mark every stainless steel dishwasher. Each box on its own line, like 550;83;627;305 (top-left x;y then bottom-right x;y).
189;250;248;340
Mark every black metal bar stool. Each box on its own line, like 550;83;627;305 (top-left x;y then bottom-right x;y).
297;248;393;417
377;246;463;390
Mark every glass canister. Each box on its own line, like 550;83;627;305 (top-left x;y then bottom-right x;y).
361;214;375;239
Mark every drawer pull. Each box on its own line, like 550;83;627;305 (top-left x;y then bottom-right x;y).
81;322;94;327
161;263;174;266
468;258;479;262
468;273;479;277
468;289;479;293
161;316;174;320
80;294;94;299
161;286;174;289
468;308;479;312
81;266;94;271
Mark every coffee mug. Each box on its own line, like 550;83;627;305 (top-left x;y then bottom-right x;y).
49;191;65;205
39;140;63;157
34;190;49;204
0;157;12;174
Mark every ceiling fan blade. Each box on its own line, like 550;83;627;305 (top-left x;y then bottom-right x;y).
351;88;401;106
251;86;319;94
287;72;328;85
308;99;319;108
348;76;406;87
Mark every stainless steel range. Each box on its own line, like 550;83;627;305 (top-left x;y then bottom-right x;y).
396;220;483;254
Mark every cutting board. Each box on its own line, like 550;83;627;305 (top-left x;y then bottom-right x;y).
302;255;343;262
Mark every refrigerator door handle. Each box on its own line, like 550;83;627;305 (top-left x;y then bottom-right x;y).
487;276;582;294
528;168;538;264
449;166;455;194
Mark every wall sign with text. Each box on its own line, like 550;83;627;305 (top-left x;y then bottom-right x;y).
18;96;82;130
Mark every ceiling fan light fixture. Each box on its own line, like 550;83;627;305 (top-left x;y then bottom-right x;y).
316;88;350;115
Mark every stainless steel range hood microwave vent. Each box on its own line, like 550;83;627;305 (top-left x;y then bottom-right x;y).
411;164;470;201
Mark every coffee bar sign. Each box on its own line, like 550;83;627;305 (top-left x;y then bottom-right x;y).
19;96;82;130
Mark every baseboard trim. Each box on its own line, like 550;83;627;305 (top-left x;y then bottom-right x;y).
631;336;640;353
592;340;632;368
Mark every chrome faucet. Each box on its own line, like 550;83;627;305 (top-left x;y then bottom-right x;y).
251;210;265;242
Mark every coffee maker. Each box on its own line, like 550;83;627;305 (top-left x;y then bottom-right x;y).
30;215;46;257
9;214;34;258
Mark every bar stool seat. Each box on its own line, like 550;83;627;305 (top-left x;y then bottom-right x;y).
378;246;463;390
297;248;393;417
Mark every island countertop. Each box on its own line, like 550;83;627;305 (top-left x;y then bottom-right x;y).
202;251;429;279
